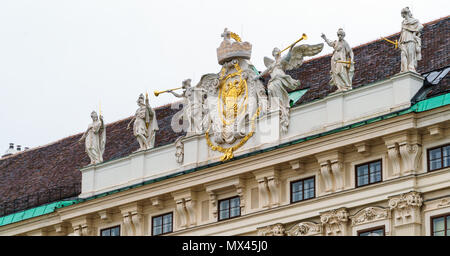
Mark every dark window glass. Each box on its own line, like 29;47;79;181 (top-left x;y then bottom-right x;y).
428;145;450;172
356;160;382;187
101;226;120;236
291;177;315;203
432;214;450;236
218;197;240;221
152;212;173;236
358;227;384;236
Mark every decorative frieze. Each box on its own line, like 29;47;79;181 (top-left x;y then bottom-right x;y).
320;208;349;236
350;206;389;226
257;223;285;236
285;222;322;236
388;191;423;227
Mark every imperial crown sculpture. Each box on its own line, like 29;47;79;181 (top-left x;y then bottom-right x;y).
216;28;252;65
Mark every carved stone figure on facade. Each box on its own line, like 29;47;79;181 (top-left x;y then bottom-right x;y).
174;136;184;164
321;28;354;92
168;79;206;135
399;7;423;73
127;93;159;151
79;111;106;165
259;40;323;133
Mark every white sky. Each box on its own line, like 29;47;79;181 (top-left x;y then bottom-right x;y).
0;0;448;153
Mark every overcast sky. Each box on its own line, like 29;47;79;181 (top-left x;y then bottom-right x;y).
0;0;448;153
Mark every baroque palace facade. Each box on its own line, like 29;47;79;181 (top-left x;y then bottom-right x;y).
0;12;449;236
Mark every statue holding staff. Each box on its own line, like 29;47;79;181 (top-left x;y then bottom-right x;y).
79;111;106;165
127;93;159;151
321;28;354;92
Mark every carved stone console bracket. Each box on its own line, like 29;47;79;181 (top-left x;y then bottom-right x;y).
172;189;197;228
316;150;345;193
388;191;423;227
71;216;94;236
120;203;144;236
320;207;349;236
257;223;286;236
253;167;280;208
289;159;305;173
384;131;422;177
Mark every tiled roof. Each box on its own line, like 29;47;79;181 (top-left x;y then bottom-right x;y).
0;16;448;216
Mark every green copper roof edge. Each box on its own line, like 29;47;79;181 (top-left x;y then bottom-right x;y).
7;93;448;221
0;200;79;227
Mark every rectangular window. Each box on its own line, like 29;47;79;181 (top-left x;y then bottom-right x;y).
152;212;173;236
356;160;382;187
431;214;450;236
357;226;385;236
100;225;120;236
291;177;315;203
218;196;240;221
428;144;450;172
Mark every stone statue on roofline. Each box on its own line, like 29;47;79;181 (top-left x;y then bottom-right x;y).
127;93;159;151
321;28;355;92
79;111;106;165
257;39;323;133
399;7;423;73
168;78;207;136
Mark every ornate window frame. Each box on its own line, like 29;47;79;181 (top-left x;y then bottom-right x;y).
218;196;241;221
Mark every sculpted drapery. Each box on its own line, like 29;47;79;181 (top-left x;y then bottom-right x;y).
79;111;106;165
399;7;423;73
128;93;159;151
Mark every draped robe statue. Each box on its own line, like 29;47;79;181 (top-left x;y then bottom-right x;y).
79;111;106;165
321;29;354;92
127;93;159;151
399;7;423;73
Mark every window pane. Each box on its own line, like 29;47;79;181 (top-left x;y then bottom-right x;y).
304;179;314;189
163;223;172;233
358;174;369;186
230;206;240;218
370;229;384;236
304;188;314;199
357;165;369;177
443;146;450;157
433;217;445;235
429;148;442;160
430;159;442;171
220;200;229;210
111;227;120;236
370;161;381;172
101;229;110;236
153;226;162;236
370;169;382;183
153;216;162;227
219;210;229;220
292;191;302;202
292;182;302;193
230;197;240;208
163;213;172;223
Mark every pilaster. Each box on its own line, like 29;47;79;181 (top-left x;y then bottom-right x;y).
388;191;423;236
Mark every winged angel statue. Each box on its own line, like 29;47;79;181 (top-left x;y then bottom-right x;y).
258;42;323;133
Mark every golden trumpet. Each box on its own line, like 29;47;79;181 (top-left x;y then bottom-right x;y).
154;87;182;97
381;37;398;49
280;33;308;54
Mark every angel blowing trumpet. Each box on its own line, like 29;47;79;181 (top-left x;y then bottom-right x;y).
257;35;323;133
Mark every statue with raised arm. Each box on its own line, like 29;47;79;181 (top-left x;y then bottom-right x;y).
258;41;323;133
79;111;106;165
399;7;423;73
321;28;354;92
127;93;159;151
168;79;206;135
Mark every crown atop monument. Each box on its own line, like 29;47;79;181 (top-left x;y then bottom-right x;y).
216;28;252;65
